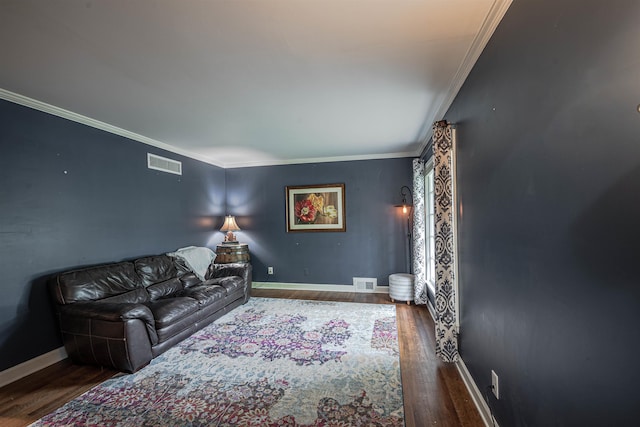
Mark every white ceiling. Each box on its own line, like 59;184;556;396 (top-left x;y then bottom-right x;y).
0;0;510;168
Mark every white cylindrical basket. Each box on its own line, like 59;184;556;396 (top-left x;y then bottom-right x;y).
389;273;415;304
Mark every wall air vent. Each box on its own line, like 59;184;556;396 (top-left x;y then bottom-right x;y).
353;277;377;293
147;153;182;175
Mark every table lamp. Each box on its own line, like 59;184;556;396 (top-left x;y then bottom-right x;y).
220;215;240;243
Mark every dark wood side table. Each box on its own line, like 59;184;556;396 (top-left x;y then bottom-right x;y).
215;243;250;264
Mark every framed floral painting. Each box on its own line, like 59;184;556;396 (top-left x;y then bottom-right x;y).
286;184;346;232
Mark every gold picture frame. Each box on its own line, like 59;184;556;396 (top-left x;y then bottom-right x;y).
286;184;346;232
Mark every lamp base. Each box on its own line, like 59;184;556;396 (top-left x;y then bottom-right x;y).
223;232;237;243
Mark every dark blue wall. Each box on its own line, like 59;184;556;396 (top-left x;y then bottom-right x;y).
225;159;412;284
0;99;226;371
0;98;412;371
445;0;640;425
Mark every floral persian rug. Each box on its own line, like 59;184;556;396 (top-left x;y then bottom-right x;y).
32;298;404;426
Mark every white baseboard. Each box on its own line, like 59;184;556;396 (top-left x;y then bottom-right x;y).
0;346;68;388
252;281;389;294
456;357;499;427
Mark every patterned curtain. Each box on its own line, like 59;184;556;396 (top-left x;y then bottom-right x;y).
433;121;458;362
412;158;428;305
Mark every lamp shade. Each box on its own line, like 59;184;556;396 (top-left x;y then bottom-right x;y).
220;215;240;232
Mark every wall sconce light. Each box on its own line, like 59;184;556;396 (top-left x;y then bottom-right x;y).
220;215;241;243
399;185;413;216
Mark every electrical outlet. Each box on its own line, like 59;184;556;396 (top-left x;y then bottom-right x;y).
491;370;499;399
267;266;274;275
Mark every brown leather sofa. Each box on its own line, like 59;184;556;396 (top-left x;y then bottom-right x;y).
49;254;251;373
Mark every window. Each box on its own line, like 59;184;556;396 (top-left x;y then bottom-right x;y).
424;162;436;295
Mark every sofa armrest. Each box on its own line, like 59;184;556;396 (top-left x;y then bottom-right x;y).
61;302;153;324
205;263;252;302
206;262;250;280
60;302;157;345
57;302;157;372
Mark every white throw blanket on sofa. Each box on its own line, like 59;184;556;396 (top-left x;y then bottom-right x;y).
167;246;216;280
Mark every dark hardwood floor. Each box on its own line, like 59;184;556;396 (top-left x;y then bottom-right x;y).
0;289;483;427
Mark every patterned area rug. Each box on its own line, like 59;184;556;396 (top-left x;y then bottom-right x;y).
33;298;404;426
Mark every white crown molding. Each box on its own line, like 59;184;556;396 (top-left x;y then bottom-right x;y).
0;88;226;168
252;281;389;294
1;87;418;169
416;0;513;153
0;346;67;388
1;2;511;170
456;357;501;427
224;150;419;169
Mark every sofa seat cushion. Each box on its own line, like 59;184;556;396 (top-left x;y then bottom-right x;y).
202;276;244;295
98;288;150;304
146;297;199;329
180;285;226;306
146;278;183;301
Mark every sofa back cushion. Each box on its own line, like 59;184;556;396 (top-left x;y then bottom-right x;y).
172;257;193;276
134;255;178;286
53;262;142;305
